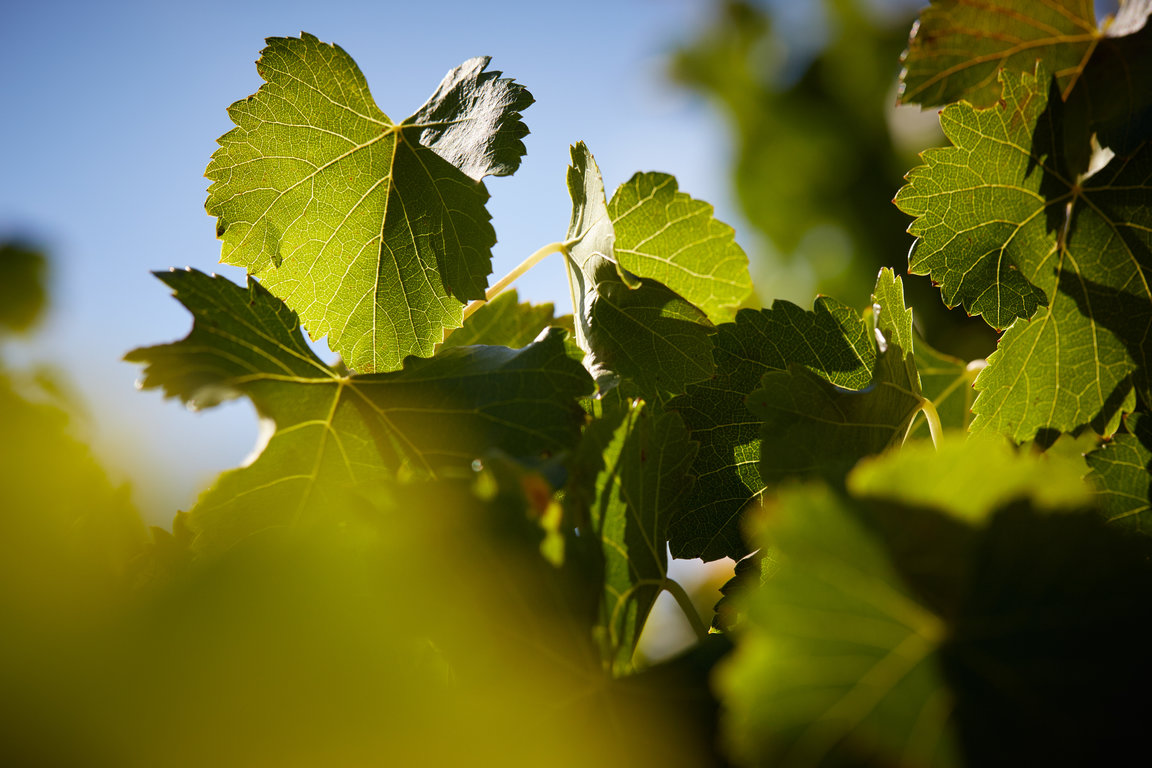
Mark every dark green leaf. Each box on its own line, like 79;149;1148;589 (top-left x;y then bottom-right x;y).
711;550;776;633
748;269;923;488
895;67;1152;440
1085;411;1152;531
667;294;874;562
206;35;532;372
126;269;591;552
608;172;751;323
563;143;716;400
567;399;696;674
898;0;1097;108
716;484;960;768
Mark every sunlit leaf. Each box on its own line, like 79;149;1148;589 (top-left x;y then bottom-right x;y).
608;172;751;323
206;35;532;372
563;143;716;400
895;67;1152;440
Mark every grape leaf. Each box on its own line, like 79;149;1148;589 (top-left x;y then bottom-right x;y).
666;294;874;562
125;269;591;552
1085;411;1152;531
563;143;716;400
567;399;696;675
439;289;556;349
607;172;752;323
895;67;1152;440
716;484;960;768
718;436;1152;765
897;0;1097;108
748;269;923;488
850;434;1093;523
206;34;532;372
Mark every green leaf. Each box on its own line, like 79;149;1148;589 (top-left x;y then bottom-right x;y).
898;0;1098;108
567;399;696;675
206;35;532;372
563;143;716;400
667;295;874;561
716;484;960;768
607;172;751;323
849;434;1093;523
439;289;556;350
895;67;1152;440
748;269;923;488
126;269;591;552
1085;411;1152;531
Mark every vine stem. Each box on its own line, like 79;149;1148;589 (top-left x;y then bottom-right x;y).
919;397;943;450
460;241;567;322
663;577;709;642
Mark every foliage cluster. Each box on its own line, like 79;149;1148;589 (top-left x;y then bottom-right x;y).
2;1;1151;765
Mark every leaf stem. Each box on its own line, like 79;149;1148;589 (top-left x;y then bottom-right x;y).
461;241;567;322
919;397;943;449
662;577;709;642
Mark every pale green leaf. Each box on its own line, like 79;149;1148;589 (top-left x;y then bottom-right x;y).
666;295;874;562
748;269;923;488
608;172;752;323
206;35;531;372
1085;411;1152;531
898;0;1097;108
126;269;591;552
567;399;695;674
849;434;1093;523
563;143;716;400
895;67;1152;440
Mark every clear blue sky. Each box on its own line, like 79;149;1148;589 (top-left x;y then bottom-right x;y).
1;0;738;516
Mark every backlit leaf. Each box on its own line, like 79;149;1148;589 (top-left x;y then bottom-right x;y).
895;67;1152;440
608;172;752;323
563;143;716;400
206;35;531;372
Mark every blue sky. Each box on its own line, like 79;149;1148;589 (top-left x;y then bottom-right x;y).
1;0;740;516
